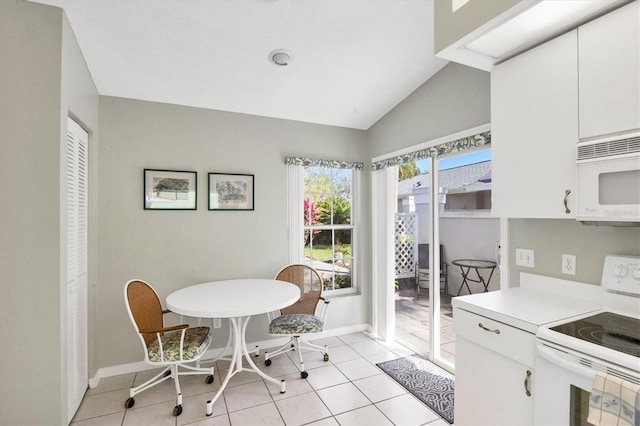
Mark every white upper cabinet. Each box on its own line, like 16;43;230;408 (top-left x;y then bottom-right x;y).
578;1;640;140
491;30;578;218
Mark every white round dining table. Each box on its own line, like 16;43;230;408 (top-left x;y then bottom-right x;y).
166;278;300;416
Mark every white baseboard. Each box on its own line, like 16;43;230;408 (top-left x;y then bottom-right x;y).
89;323;371;389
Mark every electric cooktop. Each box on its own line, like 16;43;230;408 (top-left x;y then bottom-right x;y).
550;312;640;358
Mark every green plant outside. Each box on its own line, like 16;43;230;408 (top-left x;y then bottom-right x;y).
304;244;351;259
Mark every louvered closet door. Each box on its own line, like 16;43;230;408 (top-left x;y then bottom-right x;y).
66;117;88;423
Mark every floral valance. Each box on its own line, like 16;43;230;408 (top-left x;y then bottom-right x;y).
285;157;364;170
371;131;491;171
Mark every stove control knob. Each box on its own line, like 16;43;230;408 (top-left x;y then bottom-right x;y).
632;268;640;280
613;264;628;278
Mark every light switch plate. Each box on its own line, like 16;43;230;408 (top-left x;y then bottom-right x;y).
516;248;535;268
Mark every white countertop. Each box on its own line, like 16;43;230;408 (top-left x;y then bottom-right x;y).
452;287;602;333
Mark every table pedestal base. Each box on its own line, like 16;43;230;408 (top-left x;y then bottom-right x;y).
206;316;285;416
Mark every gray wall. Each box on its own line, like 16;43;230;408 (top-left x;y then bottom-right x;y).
97;96;370;369
0;0;99;424
509;219;640;286
367;62;491;157
366;62;491;337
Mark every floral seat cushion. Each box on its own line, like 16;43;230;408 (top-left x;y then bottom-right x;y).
147;326;211;363
269;313;324;335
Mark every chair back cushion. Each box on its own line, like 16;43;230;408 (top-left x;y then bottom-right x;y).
418;244;430;269
418;244;446;275
275;264;322;316
126;280;164;346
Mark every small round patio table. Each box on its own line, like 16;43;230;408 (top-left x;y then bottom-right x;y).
452;259;497;296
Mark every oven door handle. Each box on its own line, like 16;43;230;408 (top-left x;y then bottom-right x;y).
536;344;596;381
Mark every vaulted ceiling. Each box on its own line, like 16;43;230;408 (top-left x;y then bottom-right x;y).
30;0;449;130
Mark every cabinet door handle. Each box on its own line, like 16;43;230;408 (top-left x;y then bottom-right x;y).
478;323;500;334
564;189;571;214
524;370;532;397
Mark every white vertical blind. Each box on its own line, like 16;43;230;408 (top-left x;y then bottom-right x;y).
371;166;398;342
351;169;361;290
287;164;304;265
66;117;88;423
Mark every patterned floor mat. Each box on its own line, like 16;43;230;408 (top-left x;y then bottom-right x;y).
377;354;455;424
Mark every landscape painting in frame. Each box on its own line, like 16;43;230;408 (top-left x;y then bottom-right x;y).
208;173;254;211
144;169;197;210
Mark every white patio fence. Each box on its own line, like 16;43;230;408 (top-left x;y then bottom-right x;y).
394;213;418;281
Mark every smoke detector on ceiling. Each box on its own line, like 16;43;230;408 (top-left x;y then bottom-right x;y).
269;49;292;66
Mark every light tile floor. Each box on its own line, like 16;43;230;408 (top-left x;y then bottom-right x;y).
71;332;451;426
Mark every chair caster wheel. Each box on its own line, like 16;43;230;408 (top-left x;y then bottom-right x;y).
323;354;329;362
173;405;183;416
301;371;308;379
125;397;135;409
206;375;214;384
265;359;272;366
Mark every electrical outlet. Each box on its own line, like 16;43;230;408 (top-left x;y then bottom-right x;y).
213;318;222;328
515;248;535;268
562;254;576;275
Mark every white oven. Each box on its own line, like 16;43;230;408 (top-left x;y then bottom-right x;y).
534;255;640;425
576;133;640;225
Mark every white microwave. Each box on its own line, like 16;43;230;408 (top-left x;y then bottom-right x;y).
576;133;640;225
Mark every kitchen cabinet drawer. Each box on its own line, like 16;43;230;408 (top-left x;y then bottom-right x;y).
454;307;535;366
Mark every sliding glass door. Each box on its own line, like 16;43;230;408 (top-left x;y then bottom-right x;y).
377;125;495;371
435;147;499;369
393;157;444;364
393;146;498;371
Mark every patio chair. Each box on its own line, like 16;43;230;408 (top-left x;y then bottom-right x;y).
415;244;448;300
264;264;330;378
124;279;214;416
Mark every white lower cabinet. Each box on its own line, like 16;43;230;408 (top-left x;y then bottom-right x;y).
454;308;535;425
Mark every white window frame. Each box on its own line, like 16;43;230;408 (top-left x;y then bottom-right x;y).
287;161;361;296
